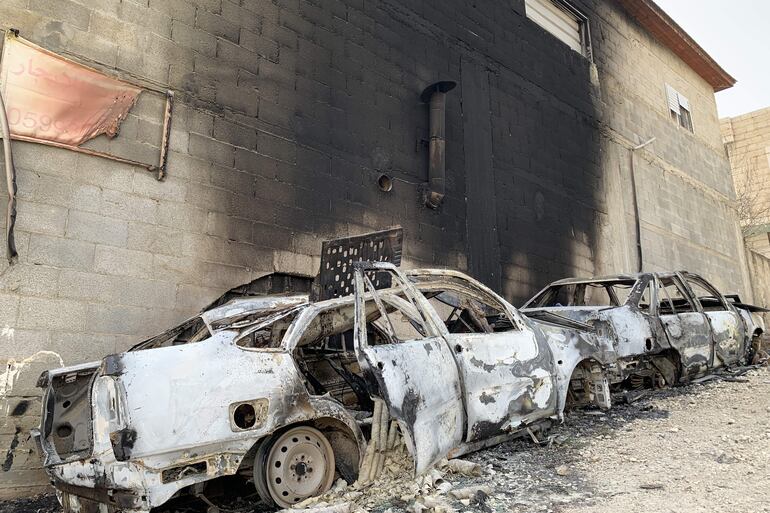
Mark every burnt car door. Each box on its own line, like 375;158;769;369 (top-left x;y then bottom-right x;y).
352;263;465;475
679;272;746;366
408;270;556;442
654;274;713;378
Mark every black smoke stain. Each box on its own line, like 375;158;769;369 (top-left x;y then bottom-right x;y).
10;401;29;416
2;428;21;472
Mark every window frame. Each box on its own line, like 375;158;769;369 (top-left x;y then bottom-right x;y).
656;275;697;315
665;84;694;133
524;0;593;60
682;275;729;312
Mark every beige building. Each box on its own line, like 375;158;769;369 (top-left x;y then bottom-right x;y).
721;107;770;257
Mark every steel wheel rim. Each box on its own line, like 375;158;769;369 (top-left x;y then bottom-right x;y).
265;426;335;507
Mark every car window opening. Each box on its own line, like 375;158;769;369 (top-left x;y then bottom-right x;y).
236;308;303;349
529;280;637;308
131;317;212;351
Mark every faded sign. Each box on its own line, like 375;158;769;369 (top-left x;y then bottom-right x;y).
0;31;141;146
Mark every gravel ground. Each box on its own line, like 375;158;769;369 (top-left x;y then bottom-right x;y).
3;366;769;513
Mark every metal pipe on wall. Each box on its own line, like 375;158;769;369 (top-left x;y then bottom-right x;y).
629;137;656;272
0;90;17;263
420;81;456;209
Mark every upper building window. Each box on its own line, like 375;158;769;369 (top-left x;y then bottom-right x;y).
666;84;694;133
525;0;591;58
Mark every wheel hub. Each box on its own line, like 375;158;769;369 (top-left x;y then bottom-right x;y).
263;426;335;507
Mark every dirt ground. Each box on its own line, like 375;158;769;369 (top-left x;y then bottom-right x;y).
3;366;769;513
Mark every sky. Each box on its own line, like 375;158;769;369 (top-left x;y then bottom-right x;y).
654;0;770;118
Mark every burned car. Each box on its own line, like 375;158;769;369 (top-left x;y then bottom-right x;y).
32;255;613;512
521;271;766;391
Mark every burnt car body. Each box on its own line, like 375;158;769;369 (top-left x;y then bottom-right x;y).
32;262;611;512
521;271;766;390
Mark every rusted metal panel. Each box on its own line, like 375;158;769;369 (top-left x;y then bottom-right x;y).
156;90;174;181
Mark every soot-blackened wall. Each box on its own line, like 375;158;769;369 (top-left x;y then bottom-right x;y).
1;0;743;496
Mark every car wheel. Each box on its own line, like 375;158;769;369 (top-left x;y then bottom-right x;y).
254;426;336;508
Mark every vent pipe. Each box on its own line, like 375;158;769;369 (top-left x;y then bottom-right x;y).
420;81;456;209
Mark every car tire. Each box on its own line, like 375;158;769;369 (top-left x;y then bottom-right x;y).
254;425;336;508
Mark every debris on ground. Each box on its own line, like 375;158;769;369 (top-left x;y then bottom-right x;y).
3;366;769;513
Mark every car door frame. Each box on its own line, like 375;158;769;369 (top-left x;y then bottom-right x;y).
407;269;557;443
653;273;714;378
678;272;747;366
351;262;466;475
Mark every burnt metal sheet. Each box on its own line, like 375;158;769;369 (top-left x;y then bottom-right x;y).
316;227;403;301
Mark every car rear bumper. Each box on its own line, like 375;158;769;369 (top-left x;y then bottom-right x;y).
56;484;148;513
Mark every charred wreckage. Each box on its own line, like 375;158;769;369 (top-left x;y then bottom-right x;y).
30;230;766;512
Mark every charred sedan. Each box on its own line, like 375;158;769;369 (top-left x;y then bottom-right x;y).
521;271;766;393
32;261;611;512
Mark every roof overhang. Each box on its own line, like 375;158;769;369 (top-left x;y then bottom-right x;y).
617;0;736;92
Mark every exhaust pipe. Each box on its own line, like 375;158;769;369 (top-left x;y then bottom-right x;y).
420;81;456;209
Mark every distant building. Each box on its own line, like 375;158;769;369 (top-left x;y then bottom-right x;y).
721;107;770;257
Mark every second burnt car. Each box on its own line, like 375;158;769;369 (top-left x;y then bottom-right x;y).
521;271;766;392
31;230;614;513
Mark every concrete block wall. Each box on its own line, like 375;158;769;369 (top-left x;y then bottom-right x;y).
0;0;749;496
721;107;770;257
746;249;770;324
583;0;747;292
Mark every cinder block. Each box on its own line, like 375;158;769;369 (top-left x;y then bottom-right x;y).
239;29;279;62
13;201;68;237
148;0;195;24
214;83;260;118
165;151;212;184
156;202;208;233
57;270;117;302
221;0;260;33
29;0;91;29
171;20;217;56
189;133;236;167
0;263;60;298
206;211;253;241
196;9;240;43
175;283;224;311
100;189;159;224
104;276;178;309
116;0;172;38
0;293;19;325
216;38;260;75
74;154;136;193
126;221;187;257
257;132;297;163
27;234;95;271
132;172;188;202
66;210;128;247
16;297;88;332
213;118;258;149
93;245;155;278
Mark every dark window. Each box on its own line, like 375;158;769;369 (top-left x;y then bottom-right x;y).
525;0;592;58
